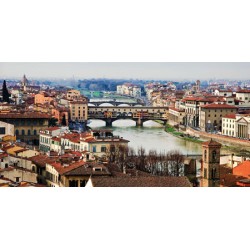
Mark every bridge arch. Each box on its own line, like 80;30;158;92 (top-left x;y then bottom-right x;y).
99;103;114;107
117;104;130;107
88;103;95;107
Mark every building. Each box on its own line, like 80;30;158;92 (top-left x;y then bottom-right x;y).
0;111;52;145
168;107;185;126
236;89;250;104
67;89;81;100
69;100;88;122
199;104;238;132
34;92;54;105
235;115;250;139
117;83;141;98
201;139;222;187
222;114;236;137
39;127;62;152
0;121;14;139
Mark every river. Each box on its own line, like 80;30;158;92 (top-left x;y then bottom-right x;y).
88;119;202;155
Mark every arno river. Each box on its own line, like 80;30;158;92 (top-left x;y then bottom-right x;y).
88;119;202;155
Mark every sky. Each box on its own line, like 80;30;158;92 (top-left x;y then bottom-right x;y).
1;62;250;81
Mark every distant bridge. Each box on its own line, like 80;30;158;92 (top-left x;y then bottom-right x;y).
88;100;145;107
88;106;168;126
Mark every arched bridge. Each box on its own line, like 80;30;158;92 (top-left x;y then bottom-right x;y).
88;101;145;107
88;106;168;126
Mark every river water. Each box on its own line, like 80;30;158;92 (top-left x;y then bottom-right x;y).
88;119;202;155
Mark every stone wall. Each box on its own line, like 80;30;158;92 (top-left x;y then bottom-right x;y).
186;127;250;148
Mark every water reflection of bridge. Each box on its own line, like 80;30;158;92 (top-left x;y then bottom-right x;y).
88;106;168;126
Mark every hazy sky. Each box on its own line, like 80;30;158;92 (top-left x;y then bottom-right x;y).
1;62;250;80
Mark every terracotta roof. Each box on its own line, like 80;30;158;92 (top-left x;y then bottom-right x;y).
64;163;111;176
89;176;192;187
50;160;87;175
202;139;222;147
200;103;238;109
236;89;250;93
223;114;236;119
233;161;250;178
0;112;51;119
29;154;58;168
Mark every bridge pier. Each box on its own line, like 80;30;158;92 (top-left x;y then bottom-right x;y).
106;118;113;127
136;118;143;127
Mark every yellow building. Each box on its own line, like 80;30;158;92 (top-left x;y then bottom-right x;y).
0;112;51;145
67;89;81;100
69;100;88;122
199;104;238;132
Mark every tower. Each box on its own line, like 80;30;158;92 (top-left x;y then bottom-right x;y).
201;139;221;187
21;74;29;92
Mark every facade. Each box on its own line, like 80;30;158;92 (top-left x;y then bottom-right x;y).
39;127;62;152
201;139;222;187
0;121;14;139
236;89;250;104
235;115;250;140
67;89;81;100
199;104;238;132
222;114;236;137
168;107;185;126
35;92;54;105
69;100;88;122
0;112;51;145
117;83;141;98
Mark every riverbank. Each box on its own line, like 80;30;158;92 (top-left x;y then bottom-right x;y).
164;124;250;156
186;127;250;156
165;124;203;143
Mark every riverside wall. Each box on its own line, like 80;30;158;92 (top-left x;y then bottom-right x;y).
186;127;250;148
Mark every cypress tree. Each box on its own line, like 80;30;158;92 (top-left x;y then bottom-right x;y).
61;114;67;126
2;80;10;103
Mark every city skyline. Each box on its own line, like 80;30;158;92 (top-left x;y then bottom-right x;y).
1;62;250;81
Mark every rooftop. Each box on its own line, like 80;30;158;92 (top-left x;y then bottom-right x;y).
89;176;192;187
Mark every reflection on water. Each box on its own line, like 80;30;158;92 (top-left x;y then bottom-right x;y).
88;119;202;155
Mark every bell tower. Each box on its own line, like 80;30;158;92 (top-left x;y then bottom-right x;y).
201;139;221;187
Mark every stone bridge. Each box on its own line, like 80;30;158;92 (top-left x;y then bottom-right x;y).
88;106;168;126
88;100;145;107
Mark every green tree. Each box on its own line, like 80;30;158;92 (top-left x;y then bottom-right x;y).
2;80;10;103
61;115;67;126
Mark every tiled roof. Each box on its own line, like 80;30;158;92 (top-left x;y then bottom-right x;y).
202;139;222;147
233;160;250;178
223;114;236;119
50;160;87;175
200;103;238;109
0;112;51;119
64;163;111;176
89;176;192;187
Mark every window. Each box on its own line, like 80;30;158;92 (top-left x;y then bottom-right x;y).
93;146;96;152
204;150;207;162
22;130;25;135
28;130;31;135
101;146;106;152
34;130;37;135
212;150;217;162
80;180;86;187
15;129;19;136
16;177;20;182
204;168;207;178
69;180;78;187
0;127;6;134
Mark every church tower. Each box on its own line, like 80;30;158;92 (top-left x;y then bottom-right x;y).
21;74;29;92
201;139;221;187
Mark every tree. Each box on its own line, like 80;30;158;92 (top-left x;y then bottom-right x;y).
166;150;184;176
61;115;67;126
49;118;58;127
2;80;10;103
